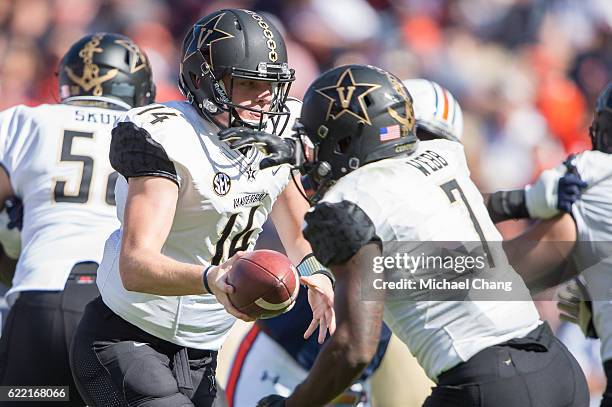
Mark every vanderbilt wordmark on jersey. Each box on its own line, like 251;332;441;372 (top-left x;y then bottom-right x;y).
97;100;299;350
0;103;123;304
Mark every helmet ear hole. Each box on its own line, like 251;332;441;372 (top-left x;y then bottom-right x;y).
336;137;351;154
364;95;373;107
190;72;201;90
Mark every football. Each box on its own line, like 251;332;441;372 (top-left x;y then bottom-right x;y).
227;250;299;319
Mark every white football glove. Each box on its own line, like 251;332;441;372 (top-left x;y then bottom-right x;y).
524;167;563;219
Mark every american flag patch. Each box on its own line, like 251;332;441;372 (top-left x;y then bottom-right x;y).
380;125;401;142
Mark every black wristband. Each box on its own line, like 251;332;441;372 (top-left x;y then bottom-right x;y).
486;189;530;223
203;265;213;294
313;269;336;288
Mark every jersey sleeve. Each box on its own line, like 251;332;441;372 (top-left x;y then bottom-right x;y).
321;167;398;241
0;106;39;194
303;200;381;266
303;168;400;266
574;150;612;187
109;105;181;187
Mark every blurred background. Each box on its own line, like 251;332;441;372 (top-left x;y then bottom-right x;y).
0;0;610;404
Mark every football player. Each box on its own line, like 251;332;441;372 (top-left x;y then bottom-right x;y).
224;78;463;407
254;65;588;406
403;78;464;143
487;82;612;406
0;33;155;406
70;9;335;407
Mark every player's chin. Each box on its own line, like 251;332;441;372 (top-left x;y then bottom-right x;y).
238;107;269;123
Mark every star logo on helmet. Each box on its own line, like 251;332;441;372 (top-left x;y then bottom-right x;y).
183;13;234;68
114;39;147;73
315;68;381;125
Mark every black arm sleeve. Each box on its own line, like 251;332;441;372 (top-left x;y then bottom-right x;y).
303;200;381;267
110;122;178;186
486;189;530;224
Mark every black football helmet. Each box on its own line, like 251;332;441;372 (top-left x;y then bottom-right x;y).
295;64;418;202
58;33;155;109
590;82;612;153
179;9;295;133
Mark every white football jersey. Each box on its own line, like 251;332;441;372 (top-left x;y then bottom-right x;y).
97;100;300;350
320;139;541;380
559;151;612;362
0;103;123;304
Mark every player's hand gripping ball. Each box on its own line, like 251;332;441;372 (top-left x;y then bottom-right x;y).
227;250;299;319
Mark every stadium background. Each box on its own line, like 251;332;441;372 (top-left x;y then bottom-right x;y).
0;0;610;405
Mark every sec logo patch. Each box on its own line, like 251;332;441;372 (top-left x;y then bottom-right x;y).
213;172;231;196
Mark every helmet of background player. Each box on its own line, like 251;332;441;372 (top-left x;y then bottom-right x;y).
296;64;418;200
178;9;295;134
402;79;463;142
58;33;156;109
590;82;612;153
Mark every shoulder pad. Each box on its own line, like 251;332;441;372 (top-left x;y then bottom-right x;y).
110;121;178;185
303;200;380;266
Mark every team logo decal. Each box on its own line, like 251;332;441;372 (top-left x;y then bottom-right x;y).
213;172;231;196
245;166;257;182
244;10;279;62
65;34;118;96
114;39;147;73
183;13;234;68
315;68;381;125
385;72;415;135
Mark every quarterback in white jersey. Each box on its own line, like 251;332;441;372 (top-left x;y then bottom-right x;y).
257;65;588;407
71;10;334;407
0;33;155;407
488;82;612;406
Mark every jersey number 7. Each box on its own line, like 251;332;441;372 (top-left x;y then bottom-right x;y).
440;179;495;267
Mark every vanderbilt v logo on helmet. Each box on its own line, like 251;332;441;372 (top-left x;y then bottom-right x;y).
315;68;381;125
179;9;295;135
183;13;234;69
297;65;418;202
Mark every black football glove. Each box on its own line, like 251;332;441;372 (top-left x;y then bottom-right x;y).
5;196;23;231
256;394;287;407
218;127;298;170
557;154;587;213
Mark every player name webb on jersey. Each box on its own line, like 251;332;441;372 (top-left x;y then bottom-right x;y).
98;100;298;350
